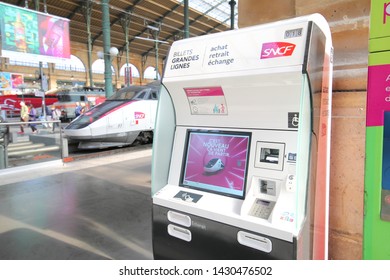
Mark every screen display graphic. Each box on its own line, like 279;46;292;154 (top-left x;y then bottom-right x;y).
181;130;251;198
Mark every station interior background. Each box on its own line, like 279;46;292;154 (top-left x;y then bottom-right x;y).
1;0;372;260
0;0;238;90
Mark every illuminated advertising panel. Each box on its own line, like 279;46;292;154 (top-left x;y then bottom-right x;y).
11;73;24;89
0;72;24;91
0;2;70;62
0;72;12;90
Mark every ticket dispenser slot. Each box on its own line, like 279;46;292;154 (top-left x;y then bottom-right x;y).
255;142;285;171
237;231;272;253
167;224;192;242
167;210;192;227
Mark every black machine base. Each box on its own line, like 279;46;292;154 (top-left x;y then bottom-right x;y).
152;205;297;260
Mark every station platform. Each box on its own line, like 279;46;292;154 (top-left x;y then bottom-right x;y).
0;148;154;260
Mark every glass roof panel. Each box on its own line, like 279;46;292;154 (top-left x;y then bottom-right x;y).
176;0;239;29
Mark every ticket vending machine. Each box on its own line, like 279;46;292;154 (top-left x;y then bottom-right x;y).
151;14;333;260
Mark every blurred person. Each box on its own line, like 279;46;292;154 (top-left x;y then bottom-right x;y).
28;103;38;133
50;105;61;133
40;105;52;128
75;102;82;117
18;101;29;134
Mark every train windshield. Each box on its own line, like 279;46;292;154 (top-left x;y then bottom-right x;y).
109;86;151;100
54;87;104;102
66;100;127;129
57;94;87;102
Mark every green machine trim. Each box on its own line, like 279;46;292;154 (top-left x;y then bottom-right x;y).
364;127;390;259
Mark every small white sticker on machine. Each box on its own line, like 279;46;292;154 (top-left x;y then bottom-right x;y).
184;86;228;115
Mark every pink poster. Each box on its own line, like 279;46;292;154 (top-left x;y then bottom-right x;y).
366;64;390;127
182;131;250;198
38;15;71;58
11;73;23;89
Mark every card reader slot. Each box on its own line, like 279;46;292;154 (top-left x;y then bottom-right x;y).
260;179;276;196
237;231;272;253
167;224;192;242
246;235;268;243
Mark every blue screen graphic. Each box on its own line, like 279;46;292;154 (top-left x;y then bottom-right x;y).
382;111;390;190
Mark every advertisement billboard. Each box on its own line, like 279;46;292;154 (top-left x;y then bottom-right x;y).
0;72;12;90
0;72;24;91
0;2;70;63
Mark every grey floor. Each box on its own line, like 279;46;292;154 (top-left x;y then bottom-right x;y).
0;151;153;260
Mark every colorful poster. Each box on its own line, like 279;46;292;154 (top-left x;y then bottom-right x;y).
0;4;40;54
369;1;390;39
364;0;390;260
366;64;390;126
11;73;23;89
38;14;70;58
0;72;12;90
182;131;250;198
0;2;70;60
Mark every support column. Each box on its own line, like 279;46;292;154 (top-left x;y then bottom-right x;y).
82;0;94;87
43;0;47;13
120;14;132;86
229;0;236;30
34;0;39;11
184;0;189;38
155;34;159;80
101;0;113;97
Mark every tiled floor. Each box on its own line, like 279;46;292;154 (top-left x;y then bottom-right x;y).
0;149;153;260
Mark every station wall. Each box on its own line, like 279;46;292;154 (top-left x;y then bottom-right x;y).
0;40;164;90
70;41;164;88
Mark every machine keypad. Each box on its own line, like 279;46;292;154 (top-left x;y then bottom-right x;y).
249;199;275;219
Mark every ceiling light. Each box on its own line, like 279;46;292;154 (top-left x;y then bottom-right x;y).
146;24;160;31
134;36;169;44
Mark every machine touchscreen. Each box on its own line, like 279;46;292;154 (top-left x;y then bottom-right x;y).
180;130;251;198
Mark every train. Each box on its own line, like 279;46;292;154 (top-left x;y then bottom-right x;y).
63;82;161;149
0;92;58;117
50;86;106;121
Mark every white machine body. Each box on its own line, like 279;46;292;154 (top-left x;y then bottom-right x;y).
152;14;333;260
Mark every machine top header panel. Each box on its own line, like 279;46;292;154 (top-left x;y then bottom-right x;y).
164;14;330;80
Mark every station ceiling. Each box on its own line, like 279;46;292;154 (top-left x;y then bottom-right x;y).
1;0;236;61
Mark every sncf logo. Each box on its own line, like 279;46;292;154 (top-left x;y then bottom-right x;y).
384;2;390;24
134;112;145;119
260;42;296;59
